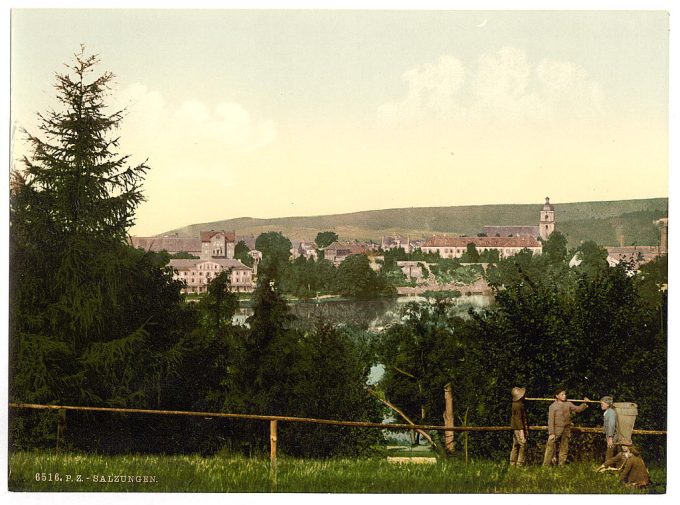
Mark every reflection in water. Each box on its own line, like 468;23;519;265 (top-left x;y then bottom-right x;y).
233;296;489;330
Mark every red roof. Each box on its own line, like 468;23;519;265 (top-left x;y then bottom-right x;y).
423;236;541;248
200;230;236;242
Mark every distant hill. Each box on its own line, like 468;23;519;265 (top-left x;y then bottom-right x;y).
159;198;668;249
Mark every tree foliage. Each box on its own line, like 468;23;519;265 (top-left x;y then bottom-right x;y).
315;231;339;249
255;231;291;279
234;240;254;267
9;48;192;450
336;254;394;299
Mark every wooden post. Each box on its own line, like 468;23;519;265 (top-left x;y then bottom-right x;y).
56;409;66;452
270;420;278;468
444;383;455;454
269;420;278;489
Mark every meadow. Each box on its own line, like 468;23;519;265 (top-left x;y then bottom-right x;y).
8;451;666;493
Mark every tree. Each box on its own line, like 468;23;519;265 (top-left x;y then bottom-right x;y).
377;302;475;447
281;319;383;457
542;231;568;265
9;48;190;450
479;248;500;264
468;244;666;460
234;240;254;267
255;231;291;278
574;240;609;276
460;243;480;263
336;254;393;299
315;231;338;249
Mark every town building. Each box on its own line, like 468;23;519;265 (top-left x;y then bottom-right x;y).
323;241;368;265
170;258;254;294
397;260;424;279
200;230;236;260
421;236;542;259
129;236;202;256
482;197;556;241
167;229;255;294
291;241;318;260
381;235;412;253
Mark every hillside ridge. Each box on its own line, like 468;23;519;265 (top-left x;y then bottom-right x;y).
157;197;668;248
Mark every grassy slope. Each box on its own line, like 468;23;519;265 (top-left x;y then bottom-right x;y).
160;198;668;248
9;452;665;493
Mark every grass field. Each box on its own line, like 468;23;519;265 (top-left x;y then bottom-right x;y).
8;451;666;493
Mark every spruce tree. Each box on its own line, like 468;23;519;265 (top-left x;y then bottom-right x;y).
9;48;171;448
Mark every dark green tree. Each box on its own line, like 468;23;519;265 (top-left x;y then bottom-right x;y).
255;231;291;279
470;247;666;461
377;302;475;448
460;243;480;263
574;240;609;276
315;231;338;249
234;240;254;267
8;48;192;451
336;254;394;299
281;319;383;457
479;248;500;264
542;231;569;265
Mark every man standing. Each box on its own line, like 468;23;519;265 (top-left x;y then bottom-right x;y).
510;386;529;466
600;396;617;461
542;389;590;466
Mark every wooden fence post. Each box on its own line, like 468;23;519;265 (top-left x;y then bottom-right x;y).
444;383;455;454
270;420;278;467
269;420;278;489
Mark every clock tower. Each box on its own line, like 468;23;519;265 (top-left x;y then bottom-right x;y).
540;197;555;241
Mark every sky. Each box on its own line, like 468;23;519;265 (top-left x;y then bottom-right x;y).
10;7;670;236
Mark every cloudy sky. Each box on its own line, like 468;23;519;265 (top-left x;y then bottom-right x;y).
11;7;669;236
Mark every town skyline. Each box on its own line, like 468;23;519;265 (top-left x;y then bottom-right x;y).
11;8;669;236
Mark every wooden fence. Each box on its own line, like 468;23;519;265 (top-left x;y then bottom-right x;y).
9;402;667;465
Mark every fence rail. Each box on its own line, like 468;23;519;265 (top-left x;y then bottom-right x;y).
9;402;667;434
9;402;666;463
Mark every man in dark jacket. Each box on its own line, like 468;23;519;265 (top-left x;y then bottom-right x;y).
542;388;590;466
510;386;529;466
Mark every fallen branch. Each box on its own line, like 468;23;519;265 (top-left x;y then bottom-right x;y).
367;388;445;457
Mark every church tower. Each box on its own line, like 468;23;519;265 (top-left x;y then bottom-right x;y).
539;197;555;241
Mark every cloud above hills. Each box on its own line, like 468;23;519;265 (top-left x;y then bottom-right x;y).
114;83;277;177
379;47;603;126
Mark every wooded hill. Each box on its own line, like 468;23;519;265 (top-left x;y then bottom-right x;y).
162;197;668;248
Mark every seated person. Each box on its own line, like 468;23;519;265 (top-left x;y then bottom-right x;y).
619;446;651;488
596;444;631;472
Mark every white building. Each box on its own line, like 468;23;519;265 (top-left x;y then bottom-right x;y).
421;236;542;259
170;258;254;294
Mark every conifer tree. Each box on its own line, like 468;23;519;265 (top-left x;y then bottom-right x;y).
9;48;183;449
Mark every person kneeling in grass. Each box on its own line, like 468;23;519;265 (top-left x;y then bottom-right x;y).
596;445;650;488
619;446;651;488
596;443;631;472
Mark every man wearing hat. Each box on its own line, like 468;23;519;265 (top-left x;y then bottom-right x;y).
600;395;617;461
542;388;590;466
510;386;528;466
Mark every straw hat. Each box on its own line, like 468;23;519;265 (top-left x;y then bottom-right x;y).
511;387;526;401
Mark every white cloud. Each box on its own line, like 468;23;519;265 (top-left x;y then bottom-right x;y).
109;84;278;233
379;47;604;126
475;46;531;101
114;84;278;163
378;55;465;120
